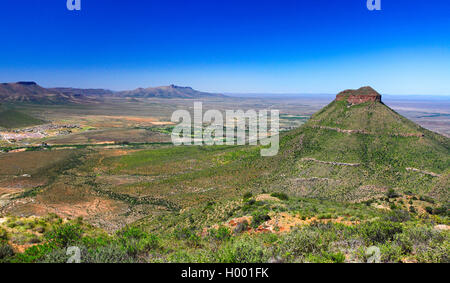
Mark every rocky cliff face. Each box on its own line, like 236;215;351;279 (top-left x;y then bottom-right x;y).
336;86;382;105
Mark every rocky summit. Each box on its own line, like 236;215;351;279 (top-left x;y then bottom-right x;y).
336;86;382;105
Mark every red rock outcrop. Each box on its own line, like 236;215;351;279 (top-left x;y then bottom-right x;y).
336;86;382;105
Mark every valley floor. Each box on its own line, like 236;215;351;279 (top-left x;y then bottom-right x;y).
0;97;449;263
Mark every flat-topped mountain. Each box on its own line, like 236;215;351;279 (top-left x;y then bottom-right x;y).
117;84;225;98
272;87;449;202
336;86;382;105
0;82;95;104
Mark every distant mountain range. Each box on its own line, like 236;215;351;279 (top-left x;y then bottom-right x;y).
0;82;96;104
117;85;225;98
0;82;225;104
50;87;116;97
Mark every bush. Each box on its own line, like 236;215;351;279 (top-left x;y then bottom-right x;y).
433;206;449;216
174;227;195;240
210;226;232;241
383;210;411;223
386;189;399;199
117;226;159;256
86;244;136;263
419;196;435;204
12;243;57;263
81;235;112;249
234;221;249;234
425;207;434;214
251;211;271;228
39;247;71;263
0;227;8;242
243;192;253;201
45;224;83;247
117;226;146;240
415;241;449;263
216;237;270;263
39;244;136;263
397;226;444;248
359;222;403;245
271;192;289;201
307;251;346;263
318;213;333;220
277;228;327;262
0;244;14;261
379;243;404;263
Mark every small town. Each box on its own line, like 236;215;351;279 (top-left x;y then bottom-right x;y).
0;124;80;144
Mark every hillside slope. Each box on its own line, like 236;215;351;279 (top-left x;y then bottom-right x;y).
0;108;45;129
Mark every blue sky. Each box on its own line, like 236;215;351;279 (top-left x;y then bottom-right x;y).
0;0;449;95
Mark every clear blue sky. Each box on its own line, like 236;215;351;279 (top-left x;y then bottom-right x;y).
1;0;449;95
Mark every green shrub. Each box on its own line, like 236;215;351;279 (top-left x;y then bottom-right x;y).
39;244;136;263
433;206;449;216
0;227;8;242
359;221;403;245
39;247;71;263
386;189;398;199
234;221;249;234
419;196;435;204
243;192;253;201
12;243;56;263
307;251;346;263
398;226;444;247
244;199;256;206
210;226;232;241
117;226;146;240
174;227;196;240
425;207;433;214
81;235;111;249
45;224;83;247
187;233;202;248
415;240;449;263
251;211;270;228
271;192;289;201
86;244;136;263
383;210;410;223
0;243;14;261
379;243;404;263
216;237;270;263
277;228;327;262
318;213;333;220
117;226;159;256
